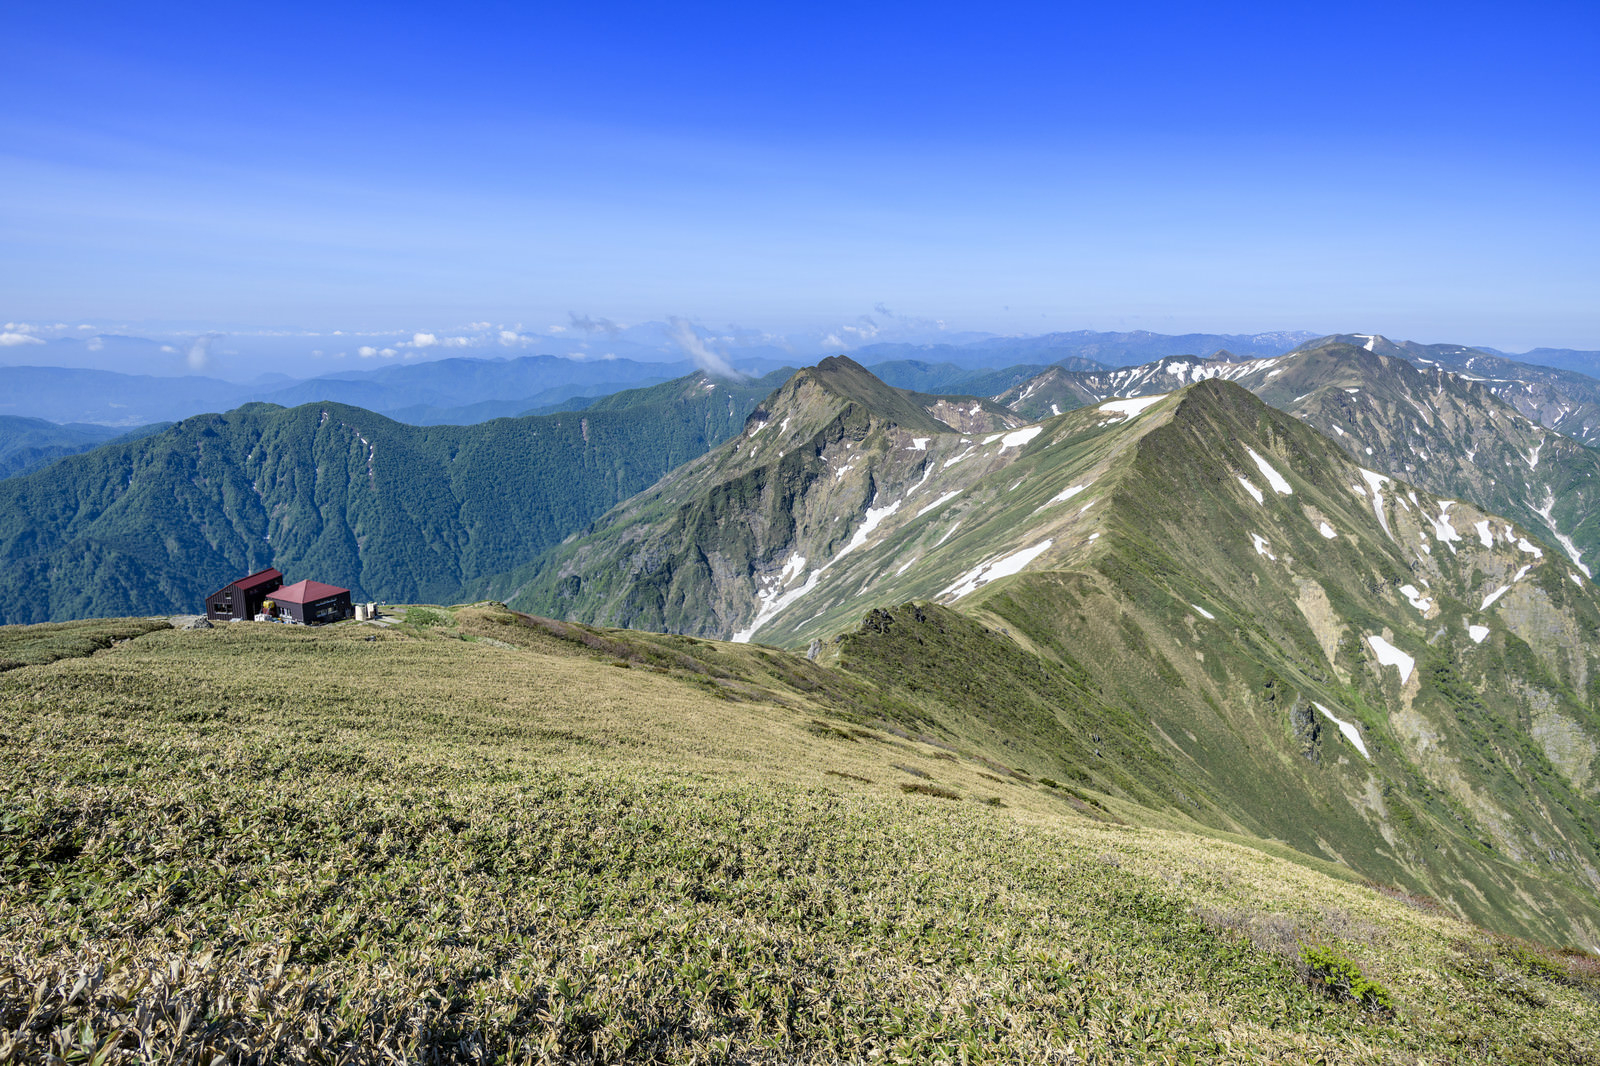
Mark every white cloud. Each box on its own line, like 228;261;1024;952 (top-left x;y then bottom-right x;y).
838;316;881;342
160;345;178;353
548;324;567;333
667;315;743;379
0;332;44;346
402;332;471;349
359;345;378;358
87;336;104;351
186;332;222;372
466;321;491;331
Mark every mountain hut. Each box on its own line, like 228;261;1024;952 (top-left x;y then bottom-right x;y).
271;579;353;625
204;568;284;621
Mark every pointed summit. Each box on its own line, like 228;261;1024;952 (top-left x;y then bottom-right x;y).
748;355;1023;445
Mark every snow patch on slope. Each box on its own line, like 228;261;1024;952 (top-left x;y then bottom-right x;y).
1099;394;1168;419
1399;584;1432;613
997;425;1043;452
1529;492;1591;577
1358;469;1394;540
1051;483;1090;504
941;540;1055;600
1247;448;1292;495
734;566;822;643
1314;703;1370;759
916;491;962;518
1365;635;1414;683
836;499;901;561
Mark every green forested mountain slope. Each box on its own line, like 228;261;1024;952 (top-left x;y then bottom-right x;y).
0;371;785;623
505;364;1600;946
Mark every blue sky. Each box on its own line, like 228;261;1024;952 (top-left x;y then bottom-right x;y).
3;1;1598;357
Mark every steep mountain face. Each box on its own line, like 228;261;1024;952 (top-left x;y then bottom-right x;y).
1314;334;1600;447
854;380;1600;947
997;342;1600;583
509;360;1600;946
1404;348;1600;448
993;354;1289;421
491;356;1027;638
1248;343;1600;584
0;372;781;623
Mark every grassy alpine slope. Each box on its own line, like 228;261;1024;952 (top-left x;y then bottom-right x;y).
4;609;1599;1063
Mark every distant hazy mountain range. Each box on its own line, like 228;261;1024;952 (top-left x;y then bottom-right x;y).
850;329;1322;370
6;326;1596;437
0;356;707;427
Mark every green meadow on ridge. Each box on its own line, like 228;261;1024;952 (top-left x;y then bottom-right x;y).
3;607;1599;1062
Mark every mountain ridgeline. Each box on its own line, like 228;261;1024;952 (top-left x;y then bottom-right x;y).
477;356;1027;635
992;339;1600;585
501;355;1600;947
0;371;786;623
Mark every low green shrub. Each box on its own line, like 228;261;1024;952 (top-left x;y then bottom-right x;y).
899;781;960;800
1301;944;1394;1012
404;606;452;627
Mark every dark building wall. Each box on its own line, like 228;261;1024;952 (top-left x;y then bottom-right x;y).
205;579;281;620
280;593;352;625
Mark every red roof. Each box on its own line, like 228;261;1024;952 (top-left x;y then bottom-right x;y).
270;579;350;604
212;568;282;597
